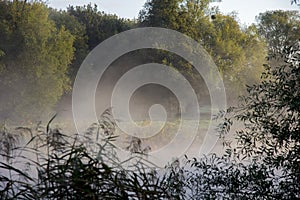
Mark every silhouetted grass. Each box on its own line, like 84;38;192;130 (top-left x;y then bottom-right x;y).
0;109;299;199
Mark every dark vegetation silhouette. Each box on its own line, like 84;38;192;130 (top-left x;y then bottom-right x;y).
1;45;299;198
0;0;300;199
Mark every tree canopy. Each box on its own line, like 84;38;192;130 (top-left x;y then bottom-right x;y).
0;0;74;121
49;4;135;80
139;0;266;99
0;0;299;199
67;4;134;51
256;10;300;58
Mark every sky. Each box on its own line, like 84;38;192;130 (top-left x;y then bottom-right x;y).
48;0;299;25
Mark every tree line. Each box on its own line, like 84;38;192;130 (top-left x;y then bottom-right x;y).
0;0;299;198
0;0;299;121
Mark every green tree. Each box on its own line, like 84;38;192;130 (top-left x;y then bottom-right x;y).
49;8;88;80
207;14;266;96
256;10;300;58
0;0;74;121
139;0;267;99
139;0;183;29
67;4;135;51
139;0;211;39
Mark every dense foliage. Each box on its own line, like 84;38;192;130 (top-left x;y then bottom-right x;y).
0;44;299;198
256;10;300;58
0;0;299;199
0;0;269;122
139;0;266;97
0;0;73;120
217;42;300;198
0;1;134;122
